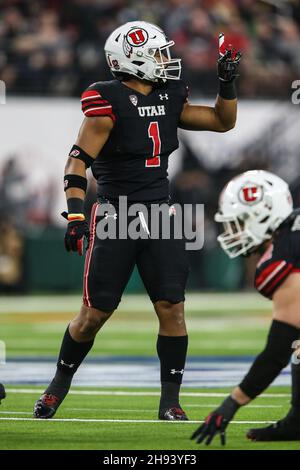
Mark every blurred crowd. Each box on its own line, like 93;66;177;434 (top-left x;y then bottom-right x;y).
0;0;300;97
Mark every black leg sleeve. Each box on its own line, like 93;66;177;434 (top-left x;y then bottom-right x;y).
239;320;299;399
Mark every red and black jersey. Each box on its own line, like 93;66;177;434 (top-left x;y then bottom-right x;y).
255;210;300;299
80;79;188;202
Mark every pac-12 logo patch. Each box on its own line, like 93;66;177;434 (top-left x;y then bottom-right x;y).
238;182;263;205
129;95;138;106
126;28;149;47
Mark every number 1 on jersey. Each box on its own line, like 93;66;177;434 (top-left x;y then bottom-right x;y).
146;121;161;168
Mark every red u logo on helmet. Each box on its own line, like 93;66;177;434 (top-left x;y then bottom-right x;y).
127;28;148;47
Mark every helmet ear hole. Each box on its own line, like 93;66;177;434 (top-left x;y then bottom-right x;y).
132;61;145;66
259;216;270;224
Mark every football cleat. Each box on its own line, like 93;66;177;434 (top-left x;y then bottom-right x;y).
247;418;300;441
33;393;61;419
159;406;188;421
0;383;6;403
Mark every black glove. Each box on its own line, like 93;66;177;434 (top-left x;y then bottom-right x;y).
191;396;240;446
61;211;90;256
191;411;229;446
218;48;242;82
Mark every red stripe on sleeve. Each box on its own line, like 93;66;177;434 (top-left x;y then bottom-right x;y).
84;107;116;122
264;263;293;295
82;100;110;112
81;88;116;122
81;90;102;101
255;261;286;291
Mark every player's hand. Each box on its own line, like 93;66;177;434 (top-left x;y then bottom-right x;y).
191;411;229;446
218;32;242;82
61;211;90;256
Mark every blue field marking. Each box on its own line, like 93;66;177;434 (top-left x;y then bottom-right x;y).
0;356;291;388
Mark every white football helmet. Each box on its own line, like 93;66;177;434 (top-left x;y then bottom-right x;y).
215;170;293;258
104;21;181;82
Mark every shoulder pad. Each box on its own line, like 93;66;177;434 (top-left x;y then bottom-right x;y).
81;81;118;121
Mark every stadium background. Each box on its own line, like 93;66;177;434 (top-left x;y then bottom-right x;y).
1;0;300;450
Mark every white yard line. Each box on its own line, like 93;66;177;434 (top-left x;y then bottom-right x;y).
184;404;283;408
0;404;282;415
5;388;290;398
0;417;275;425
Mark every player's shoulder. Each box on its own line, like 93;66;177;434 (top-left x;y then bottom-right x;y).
163;79;189;99
257;209;300;264
273;208;300;253
81;80;119;120
82;80;120;98
254;209;300;299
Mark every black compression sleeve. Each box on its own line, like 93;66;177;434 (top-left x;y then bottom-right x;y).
239;320;299;399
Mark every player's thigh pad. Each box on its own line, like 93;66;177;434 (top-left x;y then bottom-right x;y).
137;237;189;304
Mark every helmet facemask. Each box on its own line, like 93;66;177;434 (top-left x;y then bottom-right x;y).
215;213;266;258
145;41;182;81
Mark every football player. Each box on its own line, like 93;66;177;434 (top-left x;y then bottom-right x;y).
192;170;300;444
34;22;241;420
0;383;5;403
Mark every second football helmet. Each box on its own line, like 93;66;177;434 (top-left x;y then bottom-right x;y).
215;170;293;258
104;21;181;82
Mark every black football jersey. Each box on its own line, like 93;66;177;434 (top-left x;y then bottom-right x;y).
255;210;300;299
81;79;188;202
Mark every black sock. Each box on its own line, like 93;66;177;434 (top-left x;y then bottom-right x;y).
44;369;73;402
45;326;94;400
156;335;188;411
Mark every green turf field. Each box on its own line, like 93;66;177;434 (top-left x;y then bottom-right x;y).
1;293;299;450
0;293;271;357
0;386;299;450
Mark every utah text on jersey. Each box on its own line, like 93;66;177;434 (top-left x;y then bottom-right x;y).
138;105;166;117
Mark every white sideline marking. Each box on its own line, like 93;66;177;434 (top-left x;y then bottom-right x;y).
0;417;275;425
5;388;290;398
185;404;283;408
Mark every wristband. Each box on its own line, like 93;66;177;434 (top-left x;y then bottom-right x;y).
67;197;84;215
219;80;237;100
64;174;87;192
